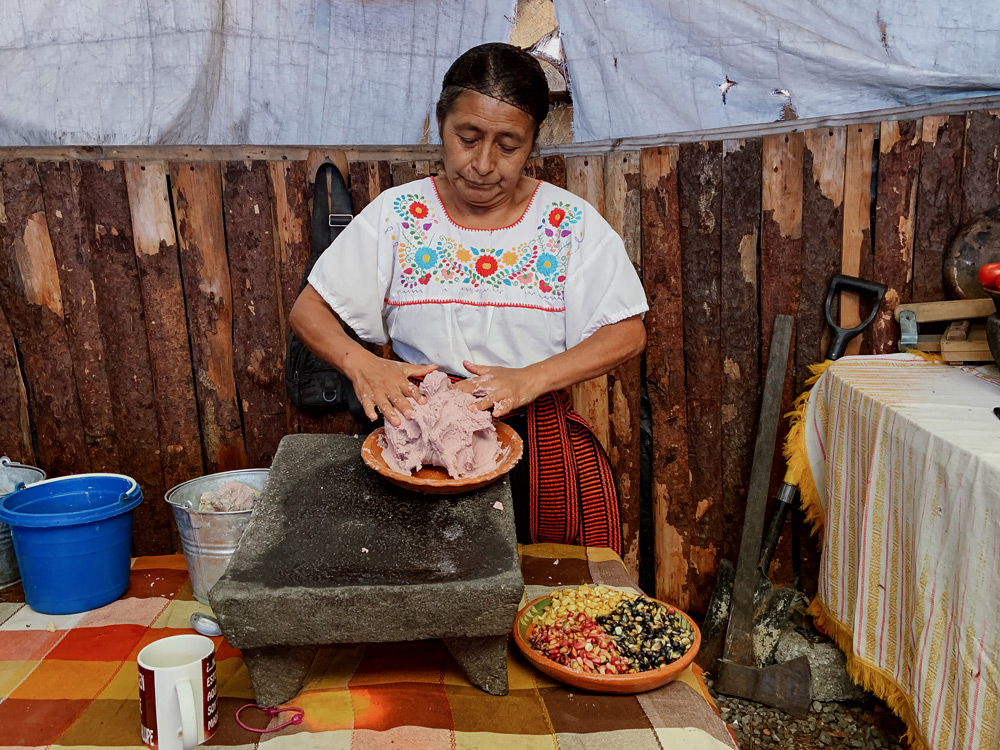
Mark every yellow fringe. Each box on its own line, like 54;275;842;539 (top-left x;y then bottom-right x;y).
808;597;930;750
781;359;834;536
905;349;945;363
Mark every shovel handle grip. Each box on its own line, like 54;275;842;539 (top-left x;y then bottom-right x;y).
824;274;887;360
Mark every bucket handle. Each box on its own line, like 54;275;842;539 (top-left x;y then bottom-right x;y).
13;481;26;492
120;482;142;505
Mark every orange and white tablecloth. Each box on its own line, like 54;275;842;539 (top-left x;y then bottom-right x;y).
796;353;1000;750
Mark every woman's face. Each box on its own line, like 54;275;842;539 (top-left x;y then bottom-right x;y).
439;90;536;209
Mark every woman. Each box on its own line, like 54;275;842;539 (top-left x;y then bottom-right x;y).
289;43;647;554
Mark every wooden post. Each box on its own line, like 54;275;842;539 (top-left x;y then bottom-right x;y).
760;133;804;561
524;155;567;188
760;133;804;363
677;141;724;611
913;116;965;302
841;125;875;356
348;160;393;216
273;157;357;436
867;120;921;354
78;161;171;555
792;126;847;591
720;139;762;569
566;155;611;453
604;151;642;583
36;161;120;472
170;162;249;473
0;304;34;465
640;146;693;609
0;159;88;478
222;161;289;467
348;160;394;359
390;161;432;186
124;162;205;494
961;110;1000;225
799;127;847;387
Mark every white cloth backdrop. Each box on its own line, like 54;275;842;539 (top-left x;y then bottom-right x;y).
557;0;1000;140
1;0;999;145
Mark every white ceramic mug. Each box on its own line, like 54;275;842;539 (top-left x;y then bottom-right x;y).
138;634;219;750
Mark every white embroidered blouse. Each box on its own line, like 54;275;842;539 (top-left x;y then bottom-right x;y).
308;177;648;377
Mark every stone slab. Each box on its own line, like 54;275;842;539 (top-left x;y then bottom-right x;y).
209;433;523;698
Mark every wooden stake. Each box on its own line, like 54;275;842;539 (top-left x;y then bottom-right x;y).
604;150;642;583
78;161;170;554
640;146;692;608
841;125;875;356
678;141;724;611
222;161;289;467
867;120;921;354
36;161;120;472
0;159;88;478
170;162;249;473
566;155;611;454
125;161;205;495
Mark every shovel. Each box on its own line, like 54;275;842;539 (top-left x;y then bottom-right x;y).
706;276;887;716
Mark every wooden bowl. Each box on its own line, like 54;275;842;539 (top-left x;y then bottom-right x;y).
512;593;701;694
360;421;523;495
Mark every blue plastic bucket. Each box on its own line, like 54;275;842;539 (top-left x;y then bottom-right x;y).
0;474;143;614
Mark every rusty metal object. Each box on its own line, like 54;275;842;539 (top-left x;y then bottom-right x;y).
944;207;1000;300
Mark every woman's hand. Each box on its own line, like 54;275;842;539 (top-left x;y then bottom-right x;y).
452;361;543;418
346;356;438;426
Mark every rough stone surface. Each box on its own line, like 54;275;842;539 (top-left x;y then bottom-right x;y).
210;434;523;701
242;645;318;708
775;626;867;702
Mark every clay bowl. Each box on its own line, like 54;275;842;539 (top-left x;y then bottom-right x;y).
512;592;701;694
360;421;523;495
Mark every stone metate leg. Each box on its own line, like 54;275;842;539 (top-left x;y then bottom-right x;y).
442;635;509;695
241;645;318;707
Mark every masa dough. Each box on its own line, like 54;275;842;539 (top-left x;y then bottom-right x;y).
379;371;500;478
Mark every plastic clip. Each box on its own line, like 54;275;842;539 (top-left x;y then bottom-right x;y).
235;704;305;733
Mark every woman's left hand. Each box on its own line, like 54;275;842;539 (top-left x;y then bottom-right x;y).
452;361;542;418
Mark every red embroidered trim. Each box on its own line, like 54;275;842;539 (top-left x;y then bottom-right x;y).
430;176;542;232
385;297;564;312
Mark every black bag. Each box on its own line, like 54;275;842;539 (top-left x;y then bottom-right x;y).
285;162;363;418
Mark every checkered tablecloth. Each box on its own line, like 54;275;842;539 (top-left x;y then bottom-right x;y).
0;544;737;749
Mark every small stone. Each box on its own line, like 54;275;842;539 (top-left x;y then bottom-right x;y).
493;501;504;510
819;731;833;745
812;701;823;712
361;547;369;553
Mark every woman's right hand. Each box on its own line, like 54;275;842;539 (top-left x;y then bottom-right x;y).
345;354;438;426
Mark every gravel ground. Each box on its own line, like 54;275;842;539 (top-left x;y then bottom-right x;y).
706;680;910;749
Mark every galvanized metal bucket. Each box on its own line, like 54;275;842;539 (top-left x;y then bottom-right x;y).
0;456;46;589
166;469;268;605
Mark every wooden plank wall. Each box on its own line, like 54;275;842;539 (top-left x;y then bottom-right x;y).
1;108;998;605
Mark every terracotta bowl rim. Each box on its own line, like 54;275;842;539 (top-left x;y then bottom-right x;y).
360;421;523;493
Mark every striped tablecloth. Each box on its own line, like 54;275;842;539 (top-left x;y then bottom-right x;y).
0;545;736;749
796;354;1000;750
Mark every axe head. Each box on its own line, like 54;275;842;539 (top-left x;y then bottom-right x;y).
714;655;812;718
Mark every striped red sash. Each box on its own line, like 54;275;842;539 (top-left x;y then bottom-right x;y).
410;375;623;555
520;390;623;556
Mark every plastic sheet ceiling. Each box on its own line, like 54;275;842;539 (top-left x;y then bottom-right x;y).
1;0;998;146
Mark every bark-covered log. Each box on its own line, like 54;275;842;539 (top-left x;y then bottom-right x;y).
170;162;248;473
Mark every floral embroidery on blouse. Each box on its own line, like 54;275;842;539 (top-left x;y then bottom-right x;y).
389;191;581;299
